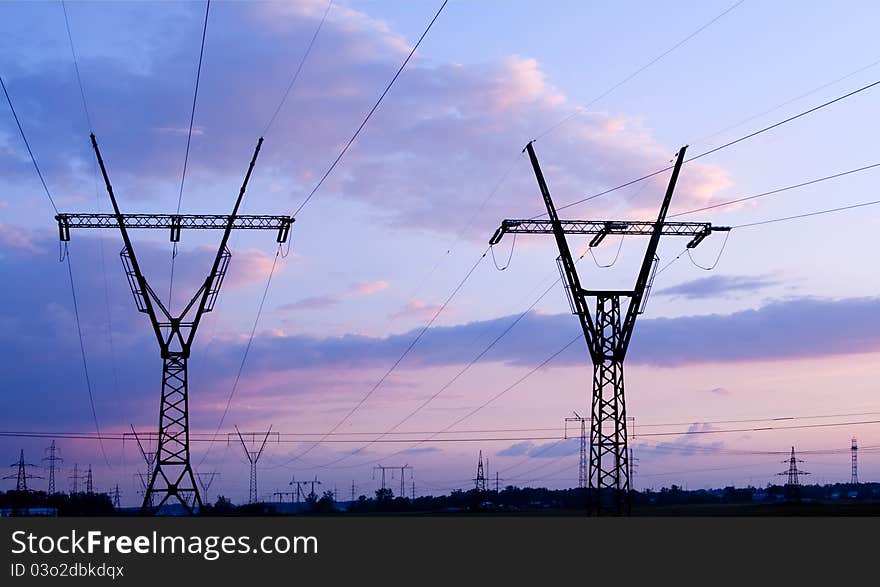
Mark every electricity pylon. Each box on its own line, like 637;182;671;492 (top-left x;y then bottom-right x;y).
197;471;220;505
68;463;83;494
5;450;42;492
128;426;156;509
42;441;63;494
851;437;858;485
564;412;588;489
490;142;728;514
232;426;276;504
474;451;486;492
55;134;292;514
778;446;809;502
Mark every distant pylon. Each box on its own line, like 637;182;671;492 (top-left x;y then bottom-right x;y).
565;412;587;489
197;471;220;505
778;446;809;501
42;440;63;494
628;448;639;492
112;484;122;508
85;465;94;494
5;450;42;492
851;437;858;484
474;450;487;492
69;463;83;494
233;425;275;504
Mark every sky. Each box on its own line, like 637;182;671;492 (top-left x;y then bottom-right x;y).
2;0;880;505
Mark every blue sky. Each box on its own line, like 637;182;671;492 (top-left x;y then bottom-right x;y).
2;0;880;503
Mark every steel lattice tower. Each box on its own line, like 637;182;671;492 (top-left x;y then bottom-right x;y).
778;446;809;502
233;426;275;504
565;412;588;489
42;440;63;494
851;437;858;484
85;465;94;494
56;135;292;514
474;450;487;492
5;450;42;492
491;142;727;514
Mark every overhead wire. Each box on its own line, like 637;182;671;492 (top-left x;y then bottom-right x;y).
275;245;490;467
292;0;449;217
262;0;333;136
169;0;212;310
62;0;127;467
539;77;880;217
533;0;747;141
0;76;59;214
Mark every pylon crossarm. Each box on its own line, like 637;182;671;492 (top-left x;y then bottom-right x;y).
489;219;727;247
56;213;292;243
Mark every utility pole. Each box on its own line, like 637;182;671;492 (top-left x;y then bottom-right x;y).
85;465;94;494
68;464;84;494
5;450;42;492
565;412;588;489
197;471;220;505
474;451;486;492
777;446;809;502
42;441;63;494
494;472;503;493
56;134;292;514
232;426;276;504
851;437;858;485
351;481;357;503
490;142;728;514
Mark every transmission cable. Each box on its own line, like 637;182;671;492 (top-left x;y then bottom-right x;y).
292;0;448;217
669;162;880;218
262;0;333;136
1;77;59;214
62;0;127;457
168;0;211;310
538;77;880;218
533;0;746;141
276;245;489;467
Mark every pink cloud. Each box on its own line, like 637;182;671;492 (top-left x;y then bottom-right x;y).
348;280;389;295
388;299;444;321
0;223;42;253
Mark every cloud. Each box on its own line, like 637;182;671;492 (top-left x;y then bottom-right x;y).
0;224;42;254
277;280;389;313
657;275;778;300
349;280;389;296
637;423;725;457
497;439;579;458
0;2;732;239
388;300;444;321
277;295;340;313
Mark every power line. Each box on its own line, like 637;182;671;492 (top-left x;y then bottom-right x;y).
197;246;282;467
169;0;212;309
292;0;449;217
62;0;126;467
692;55;880;148
312;258;565;468
262;0;333;136
543;77;880;217
275;245;489;467
61;1;92;131
669;162;880;218
534;0;747;141
63;245;111;467
1;76;59;214
732;197;880;229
